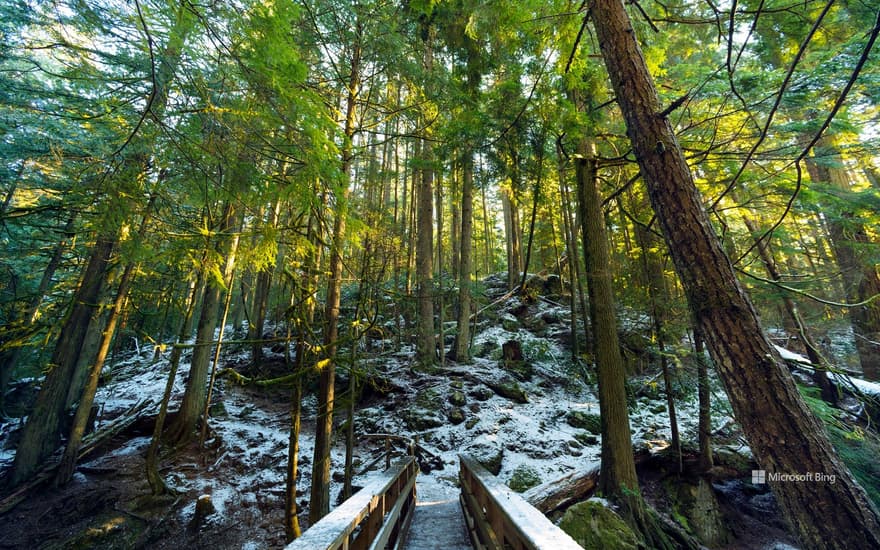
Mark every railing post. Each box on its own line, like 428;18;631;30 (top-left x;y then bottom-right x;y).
385;436;391;470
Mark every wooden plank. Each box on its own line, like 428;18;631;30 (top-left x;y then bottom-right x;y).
459;468;501;549
459;454;582;550
369;470;417;550
286;458;416;550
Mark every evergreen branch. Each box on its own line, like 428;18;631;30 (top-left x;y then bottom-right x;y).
737;267;880;309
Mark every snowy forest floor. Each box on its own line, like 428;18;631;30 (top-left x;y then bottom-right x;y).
3;275;874;549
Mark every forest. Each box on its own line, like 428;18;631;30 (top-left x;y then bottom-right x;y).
0;0;879;548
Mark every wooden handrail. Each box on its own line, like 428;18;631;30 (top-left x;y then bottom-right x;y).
459;454;582;550
286;457;418;550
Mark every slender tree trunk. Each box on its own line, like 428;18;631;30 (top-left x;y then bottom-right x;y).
9;235;115;486
249;200;282;366
147;275;203;495
167;202;239;445
198;272;236;450
415;26;436;367
575;140;668;544
310;26;362;522
520;156;543;291
589;2;880;545
451;161;461;280
558;144;592;354
453;154;474;362
556;147;580;359
501;186;523;290
286;209;320;540
695;330;714;472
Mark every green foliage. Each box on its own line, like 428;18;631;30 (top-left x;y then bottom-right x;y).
799;386;880;508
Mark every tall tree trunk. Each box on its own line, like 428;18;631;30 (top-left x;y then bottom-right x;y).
147;275;203;495
166;202;239;445
501;186;523;290
249;200;282;367
310;24;362;522
575;141;670;545
519;157;543;291
589;2;880;546
453;153;474;362
415;25;436;367
695;330;714;472
286;209;320;540
55;195;158;485
9;235;115;486
558;142;592;355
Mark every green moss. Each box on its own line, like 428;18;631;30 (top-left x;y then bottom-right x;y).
566;410;602;434
558;500;641;549
449;390;467;406
508;465;542;493
447;407;466;425
488;379;529;403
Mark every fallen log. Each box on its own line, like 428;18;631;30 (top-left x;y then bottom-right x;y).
523;462;600;516
524;449;652;517
0;399;154;515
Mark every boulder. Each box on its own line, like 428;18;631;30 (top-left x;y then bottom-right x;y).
566;410;601;434
558;500;641;549
466;443;504;476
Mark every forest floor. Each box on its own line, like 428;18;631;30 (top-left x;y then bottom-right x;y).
0;276;851;549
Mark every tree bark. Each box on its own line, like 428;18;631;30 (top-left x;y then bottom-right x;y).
453;153;474;362
9;235;115;486
415;25;436;367
166;202;239;445
694;330;714;471
310;24;362;522
589;1;880;546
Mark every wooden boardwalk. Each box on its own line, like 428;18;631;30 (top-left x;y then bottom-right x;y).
402;481;471;550
286;454;581;550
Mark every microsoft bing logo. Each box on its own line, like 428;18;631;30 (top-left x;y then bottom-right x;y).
752;470;766;484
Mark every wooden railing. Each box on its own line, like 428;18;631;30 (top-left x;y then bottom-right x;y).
459;454;582;550
286;457;418;550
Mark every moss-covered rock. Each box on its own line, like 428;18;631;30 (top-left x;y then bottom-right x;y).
467;443;504;475
449;390;467;406
487;378;529;403
402;409;444;431
559;500;641;549
448;407;466;425
566;410;601;434
469;386;495;401
508;465;542;493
